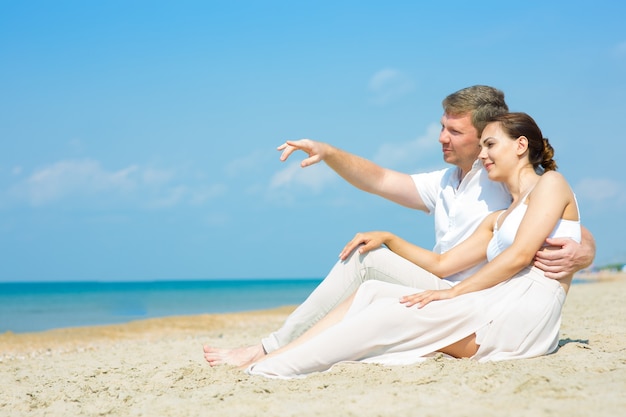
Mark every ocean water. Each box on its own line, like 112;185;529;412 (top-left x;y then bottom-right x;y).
0;278;592;334
0;279;322;334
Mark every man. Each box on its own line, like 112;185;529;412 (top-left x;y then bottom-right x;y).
204;85;595;367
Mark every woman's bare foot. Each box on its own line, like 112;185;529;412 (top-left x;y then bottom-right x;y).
203;344;265;367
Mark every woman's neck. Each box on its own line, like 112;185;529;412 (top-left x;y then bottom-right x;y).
504;166;540;203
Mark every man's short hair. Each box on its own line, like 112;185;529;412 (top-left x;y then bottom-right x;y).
442;85;509;135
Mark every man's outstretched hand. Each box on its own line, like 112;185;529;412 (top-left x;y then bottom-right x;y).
277;139;328;168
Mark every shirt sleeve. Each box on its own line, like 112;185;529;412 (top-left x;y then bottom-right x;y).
411;168;449;214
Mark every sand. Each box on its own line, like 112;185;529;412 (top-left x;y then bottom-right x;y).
1;277;625;417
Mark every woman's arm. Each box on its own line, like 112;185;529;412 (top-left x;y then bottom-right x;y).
386;214;497;277
339;212;499;277
404;172;575;308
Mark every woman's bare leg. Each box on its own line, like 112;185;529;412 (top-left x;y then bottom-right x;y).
439;333;479;358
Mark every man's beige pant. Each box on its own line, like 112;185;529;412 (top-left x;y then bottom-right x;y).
261;247;453;353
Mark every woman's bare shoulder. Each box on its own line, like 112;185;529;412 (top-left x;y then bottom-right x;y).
537;170;569;189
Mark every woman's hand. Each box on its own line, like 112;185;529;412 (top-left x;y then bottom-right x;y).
339;231;391;261
400;288;457;308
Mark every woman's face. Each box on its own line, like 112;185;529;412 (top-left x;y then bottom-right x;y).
479;122;520;181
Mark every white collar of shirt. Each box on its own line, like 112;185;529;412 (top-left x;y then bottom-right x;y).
452;159;484;191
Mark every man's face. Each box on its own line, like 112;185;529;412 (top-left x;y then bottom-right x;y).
439;113;480;173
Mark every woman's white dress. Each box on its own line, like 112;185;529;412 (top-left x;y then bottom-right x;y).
247;201;581;379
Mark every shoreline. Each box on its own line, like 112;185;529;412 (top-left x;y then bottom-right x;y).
0;306;296;361
2;272;622;338
1;279;625;416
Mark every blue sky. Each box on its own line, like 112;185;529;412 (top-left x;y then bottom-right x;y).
1;0;625;282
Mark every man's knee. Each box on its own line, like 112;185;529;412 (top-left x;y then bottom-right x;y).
358;246;392;266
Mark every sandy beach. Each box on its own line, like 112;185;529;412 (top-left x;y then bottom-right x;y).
1;276;625;417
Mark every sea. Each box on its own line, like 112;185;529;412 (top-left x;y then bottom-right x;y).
1;278;594;334
0;279;322;334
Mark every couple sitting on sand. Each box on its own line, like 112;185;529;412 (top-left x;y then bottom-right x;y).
204;85;595;379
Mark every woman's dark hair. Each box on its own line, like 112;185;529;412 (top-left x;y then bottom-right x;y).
489;112;557;172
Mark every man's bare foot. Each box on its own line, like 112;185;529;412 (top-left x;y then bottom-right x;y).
203;344;265;367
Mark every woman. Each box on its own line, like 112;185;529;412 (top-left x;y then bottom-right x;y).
246;112;581;378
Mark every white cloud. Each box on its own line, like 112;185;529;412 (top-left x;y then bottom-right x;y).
188;184;227;205
574;178;624;203
372;122;441;169
6;158;225;209
13;159;138;205
225;150;270;177
141;167;176;186
145;184;226;208
269;161;336;193
368;68;415;105
146;185;189;208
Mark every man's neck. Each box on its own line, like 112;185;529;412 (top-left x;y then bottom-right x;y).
458;161;476;181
